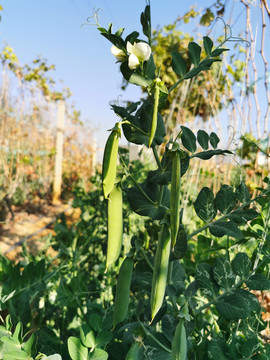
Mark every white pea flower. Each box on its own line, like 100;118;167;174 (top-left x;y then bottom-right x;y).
39;297;45;309
48;290;57;304
111;45;126;61
127;41;151;70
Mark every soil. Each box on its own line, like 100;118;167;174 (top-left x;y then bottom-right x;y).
0;198;80;261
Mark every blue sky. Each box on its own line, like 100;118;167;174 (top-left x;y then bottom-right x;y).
0;1;266;149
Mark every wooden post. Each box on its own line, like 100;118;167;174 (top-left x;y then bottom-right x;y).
52;100;65;204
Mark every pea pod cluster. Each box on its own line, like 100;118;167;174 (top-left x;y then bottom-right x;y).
150;223;171;321
170;149;181;247
106;184;123;269
102;123;121;199
113;256;134;325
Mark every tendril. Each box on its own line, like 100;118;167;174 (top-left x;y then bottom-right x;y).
215;17;251;47
81;8;102;28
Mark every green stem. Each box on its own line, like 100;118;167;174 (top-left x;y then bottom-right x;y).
139;321;172;353
119;155;156;206
140;248;154;272
152;146;163;171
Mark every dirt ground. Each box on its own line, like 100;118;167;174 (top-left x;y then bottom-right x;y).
0;199;80;261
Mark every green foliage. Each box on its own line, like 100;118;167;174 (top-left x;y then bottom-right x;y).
1;4;269;360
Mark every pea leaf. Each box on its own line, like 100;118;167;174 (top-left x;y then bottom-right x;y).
181;126;197;153
195;263;219;299
171;52;187;77
193;149;232;160
194;187;217;222
203;36;214;55
210;48;229;57
89;348;108;360
235;181;250;203
213;258;236;290
209;132;220;149
207;338;229;360
173;225;188;259
126;180;169;220
209;221;242;239
214;185;236;214
231;253;251;278
216;293;250;320
228;209;258;224
235;289;260;312
68;337;88;360
245;274;270;290
188;42;201;65
241;336;261;359
197;130;209;150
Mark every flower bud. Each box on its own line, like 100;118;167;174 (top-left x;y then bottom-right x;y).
111;45;126;61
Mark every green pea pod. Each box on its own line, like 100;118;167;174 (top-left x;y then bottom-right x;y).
113;257;133;325
102;123;121;199
170;150;181;247
150;223;171;321
148;80;160;148
106;184;123;269
125;342;140;360
172;319;187;360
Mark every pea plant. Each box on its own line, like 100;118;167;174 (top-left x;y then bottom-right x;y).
98;3;270;360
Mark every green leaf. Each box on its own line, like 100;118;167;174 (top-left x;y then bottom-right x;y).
193;149;232;160
184;66;203;79
129;73;153;87
235;181;251;203
213;258;236;290
246;274;270;290
143;54;156;80
68;337;88;360
194;187;217;222
216;293;250;319
203;36;214;55
181;126;197;153
80;325;95;349
231;252;251;278
22;333;36;356
141;5;151;41
214;185;236;214
171;52;187;77
241;336;261;359
195;263;219;299
197;130;209;150
89;314;102;332
173;225;187;259
228;209;258;224
13;322;23;343
188;42;201;65
126;179;169;220
207;338;229;360
89;348;108;360
172;319;187;360
210;48;229;57
209;221;242;239
235;289;260;312
122;101;166;147
95;330;113;349
3;350;29;360
209;132;220;149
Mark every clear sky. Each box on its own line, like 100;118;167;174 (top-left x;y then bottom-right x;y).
0;0;267;149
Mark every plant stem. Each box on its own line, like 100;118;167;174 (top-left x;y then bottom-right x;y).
152;146;163;171
139;321;172;353
140;248;154;271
